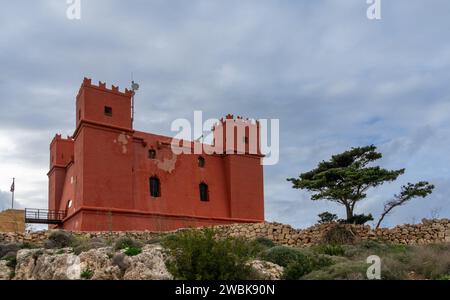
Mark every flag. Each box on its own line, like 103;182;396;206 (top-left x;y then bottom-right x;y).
10;179;14;193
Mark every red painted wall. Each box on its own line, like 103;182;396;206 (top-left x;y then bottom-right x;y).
48;78;265;232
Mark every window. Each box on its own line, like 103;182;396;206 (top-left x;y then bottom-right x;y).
150;177;161;198
148;149;156;159
243;136;249;144
78;109;81;120
104;106;113;117
199;183;209;202
198;156;205;168
67;200;73;209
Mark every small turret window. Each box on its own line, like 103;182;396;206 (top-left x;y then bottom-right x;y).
149;149;156;159
199;183;209;202
104;106;113;117
198;156;205;168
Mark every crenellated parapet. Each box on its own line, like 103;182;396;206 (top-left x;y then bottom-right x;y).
78;77;134;99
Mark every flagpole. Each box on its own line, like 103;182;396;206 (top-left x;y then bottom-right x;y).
11;178;14;209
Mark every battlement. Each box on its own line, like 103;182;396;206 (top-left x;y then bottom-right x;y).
50;134;74;147
219;114;259;125
78;77;134;98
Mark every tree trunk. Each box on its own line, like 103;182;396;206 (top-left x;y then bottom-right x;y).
345;204;354;220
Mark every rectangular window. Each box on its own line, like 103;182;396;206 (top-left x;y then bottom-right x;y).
200;183;209;202
104;106;113;117
150;177;161;198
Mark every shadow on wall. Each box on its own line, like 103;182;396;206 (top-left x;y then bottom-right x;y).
0;209;25;233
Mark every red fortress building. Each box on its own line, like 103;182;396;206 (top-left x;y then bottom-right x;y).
44;78;264;231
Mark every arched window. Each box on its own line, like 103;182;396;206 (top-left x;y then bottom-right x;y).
149;177;161;198
198;156;205;168
199;183;209;202
148;149;156;159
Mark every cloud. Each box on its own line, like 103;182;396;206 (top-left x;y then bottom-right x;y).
0;190;12;211
0;0;449;228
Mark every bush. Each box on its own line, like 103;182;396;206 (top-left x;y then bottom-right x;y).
20;242;38;249
124;247;142;257
318;212;338;224
162;229;256;280
260;246;305;268
253;237;275;248
1;256;17;269
339;214;374;225
314;244;345;256
283;255;333;280
114;237;142;251
321;225;355;245
0;243;20;259
44;231;75;249
302;261;368;280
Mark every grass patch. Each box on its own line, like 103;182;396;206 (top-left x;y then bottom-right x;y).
124;247;142;257
80;269;94;280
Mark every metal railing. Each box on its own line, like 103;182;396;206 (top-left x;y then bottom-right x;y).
25;208;66;224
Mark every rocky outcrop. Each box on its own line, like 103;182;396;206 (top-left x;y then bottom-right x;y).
123;245;173;280
0;260;12;280
11;245;171;280
248;260;284;280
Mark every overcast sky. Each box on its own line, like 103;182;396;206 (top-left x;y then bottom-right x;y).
0;0;449;229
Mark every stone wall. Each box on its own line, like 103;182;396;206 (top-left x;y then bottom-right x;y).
0;209;25;233
0;219;449;247
214;218;450;246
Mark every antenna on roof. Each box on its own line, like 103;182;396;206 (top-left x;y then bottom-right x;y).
130;73;140;128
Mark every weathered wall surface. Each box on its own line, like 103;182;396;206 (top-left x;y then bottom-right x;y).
0;219;449;247
0;210;25;233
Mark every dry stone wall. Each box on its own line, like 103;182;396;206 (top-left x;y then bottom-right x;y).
0;219;449;247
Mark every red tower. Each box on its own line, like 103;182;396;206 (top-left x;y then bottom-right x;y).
47;78;264;231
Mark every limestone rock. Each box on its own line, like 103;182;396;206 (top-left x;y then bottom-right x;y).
123;245;172;280
0;260;12;280
248;260;284;280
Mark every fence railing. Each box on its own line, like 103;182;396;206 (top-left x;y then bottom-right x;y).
25;208;66;224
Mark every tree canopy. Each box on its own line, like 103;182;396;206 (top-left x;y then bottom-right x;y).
287;145;433;223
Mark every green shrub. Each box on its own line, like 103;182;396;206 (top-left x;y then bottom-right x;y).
253;237;275;248
162;229;255;280
283;255;333;280
302;261;368;280
437;274;450;280
0;243;20;258
314;244;345;256
20;242;38;249
44;231;75;249
318;212;338;224
2;256;17;269
260;246;306;267
80;269;93;280
114;237;142;251
339;214;374;225
124;247;142;257
321;225;355;245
